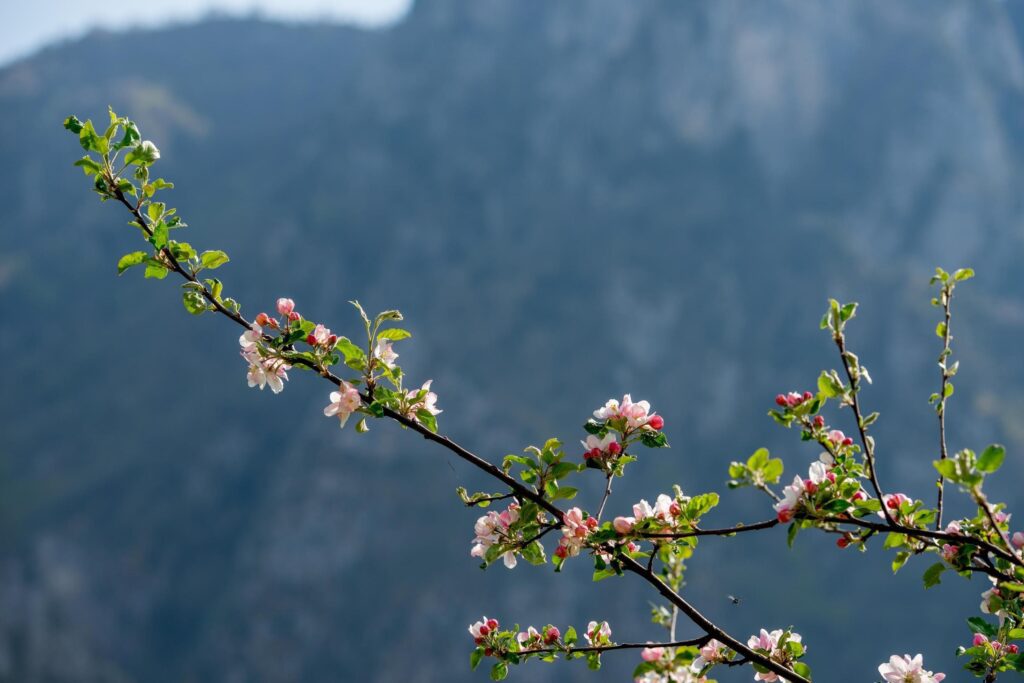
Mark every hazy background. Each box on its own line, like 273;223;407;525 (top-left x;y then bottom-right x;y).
3;1;1024;681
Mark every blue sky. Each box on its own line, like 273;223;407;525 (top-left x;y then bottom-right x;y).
0;0;412;67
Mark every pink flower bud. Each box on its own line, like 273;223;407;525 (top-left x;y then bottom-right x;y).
641;647;664;662
1009;644;1019;654
669;501;681;516
648;415;665;430
813;415;825;428
804;480;817;494
973;633;988;647
777;507;794;523
802;391;813;401
276;298;295;316
288;311;300;321
544;627;560;644
255;312;270;326
613;517;634;534
1013;531;1024;549
608;441;622;455
585;517;598;530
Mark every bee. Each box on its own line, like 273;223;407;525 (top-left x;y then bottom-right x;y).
727;594;741;605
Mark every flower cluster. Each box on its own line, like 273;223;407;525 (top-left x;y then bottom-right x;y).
877;654;945;683
516;625;561;649
746;629;805;682
469;616;502;656
593;395;663;431
555;507;598;559
614;495;681;534
402;379;441;420
470;503;522;568
239;323;290;393
775;391;813;408
583;620;612;647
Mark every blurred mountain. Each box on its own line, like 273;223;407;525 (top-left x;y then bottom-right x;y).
3;1;1024;681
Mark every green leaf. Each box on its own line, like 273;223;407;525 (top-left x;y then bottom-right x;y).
470;648;484;671
150;221;169;250
936;321;947;339
922;562;945;588
73;156;104;177
182;290;207;315
551;486;578;501
762;458;784;483
933;459;958;481
639;430;669;448
416;409;438;433
891;550;910;573
967;617;998;638
376;328;412;341
117;251;147;274
977;444;1005;474
199;250;230;270
953;267;975;282
746;448;770;470
63;115;84;134
490;661;508;681
144;262;169;279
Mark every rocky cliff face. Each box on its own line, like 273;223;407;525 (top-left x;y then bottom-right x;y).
3;2;1024;681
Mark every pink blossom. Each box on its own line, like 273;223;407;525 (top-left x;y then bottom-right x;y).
878;654;945;683
1012;531;1024;549
945;520;962;535
691;638;729;670
374;337;398;368
746;629;802;682
405;380;441;420
517;627;540;646
593;394;659;430
653;494;680;524
883;493;912;511
239;323;262;352
633;499;655;520
994;511;1011;525
470;504;520;569
640;646;664;662
543;626;560;643
827;429;846;444
582;433;619;460
244;353;289;394
973;633;988;647
468;616;499;643
276;298;295;316
613;516;635;534
323;380;361;428
584;620;611;646
941;544;958;562
307;323;332;346
774;476;804;523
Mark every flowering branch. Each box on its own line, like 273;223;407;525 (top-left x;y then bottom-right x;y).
64;110;1024;682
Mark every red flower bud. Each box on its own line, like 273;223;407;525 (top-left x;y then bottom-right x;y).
478;625;490;636
813;416;825;428
775;394;787;406
327;334;338;346
544;627;560;643
255;312;270;326
288;311;301;321
607;441;622;455
487;619;499;630
842;437;854;446
648;415;665;430
484;648;493;657
836;536;850;549
306;334;318;346
803;391;813;401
